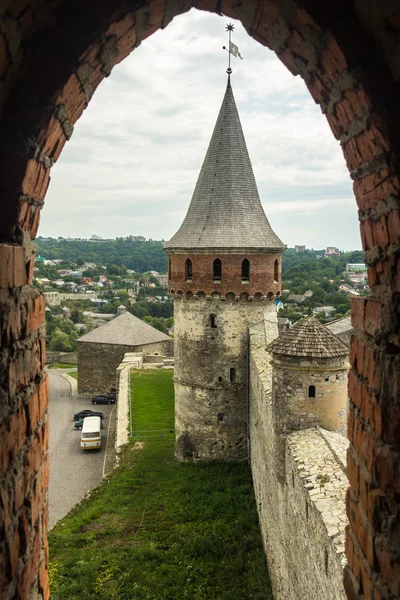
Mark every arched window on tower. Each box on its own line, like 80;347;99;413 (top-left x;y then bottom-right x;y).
213;258;222;281
185;258;192;281
308;385;316;399
274;259;279;283
241;259;250;282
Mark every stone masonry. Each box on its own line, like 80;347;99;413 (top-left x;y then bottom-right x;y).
1;2;400;599
249;320;348;600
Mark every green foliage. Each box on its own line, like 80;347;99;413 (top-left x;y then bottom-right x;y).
49;370;272;600
128;301;173;320
46;314;79;351
49;363;76;369
280;248;363;321
35;238;168;273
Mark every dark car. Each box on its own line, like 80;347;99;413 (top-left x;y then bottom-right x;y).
105;391;116;399
73;409;104;421
74;418;104;430
91;395;116;405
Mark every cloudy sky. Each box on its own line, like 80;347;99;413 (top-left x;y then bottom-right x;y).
40;9;361;251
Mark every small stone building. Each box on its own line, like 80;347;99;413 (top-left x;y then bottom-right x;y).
77;310;171;394
268;316;349;436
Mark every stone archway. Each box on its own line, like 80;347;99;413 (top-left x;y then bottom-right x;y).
1;2;399;599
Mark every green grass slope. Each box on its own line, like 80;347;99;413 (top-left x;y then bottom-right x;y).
49;369;272;600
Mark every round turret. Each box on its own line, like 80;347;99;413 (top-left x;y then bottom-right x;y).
268;316;349;435
166;78;285;462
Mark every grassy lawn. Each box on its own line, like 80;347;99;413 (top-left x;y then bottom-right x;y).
49;362;77;369
67;371;78;380
49;369;271;600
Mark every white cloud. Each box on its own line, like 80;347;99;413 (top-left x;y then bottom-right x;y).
41;9;360;250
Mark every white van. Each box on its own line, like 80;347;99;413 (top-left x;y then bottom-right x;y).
80;416;102;450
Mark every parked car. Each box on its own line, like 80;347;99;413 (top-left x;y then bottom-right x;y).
91;395;116;405
73;409;104;421
105;391;116;399
74;418;104;430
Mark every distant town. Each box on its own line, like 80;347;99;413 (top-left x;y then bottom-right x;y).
34;236;366;355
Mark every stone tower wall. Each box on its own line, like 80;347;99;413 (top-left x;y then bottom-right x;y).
168;252;282;297
173;295;278;461
249;321;348;600
272;355;349;436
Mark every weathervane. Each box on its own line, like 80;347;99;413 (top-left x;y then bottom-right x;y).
222;23;243;76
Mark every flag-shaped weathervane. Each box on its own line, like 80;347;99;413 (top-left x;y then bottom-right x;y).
222;23;243;75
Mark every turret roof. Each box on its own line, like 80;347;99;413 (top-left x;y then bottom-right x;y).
268;316;348;358
165;78;285;252
77;311;170;346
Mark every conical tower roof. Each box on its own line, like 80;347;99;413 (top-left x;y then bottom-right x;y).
165;78;285;252
268;316;348;358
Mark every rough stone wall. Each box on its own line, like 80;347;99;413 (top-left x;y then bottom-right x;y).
249;321;347;600
45;351;77;365
168;252;282;297
173;295;278;461
0;2;400;599
77;340;170;394
272;354;349;436
43;292;60;306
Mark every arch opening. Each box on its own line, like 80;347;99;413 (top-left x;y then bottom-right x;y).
213;258;222;282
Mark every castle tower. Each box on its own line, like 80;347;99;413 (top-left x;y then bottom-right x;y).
268;316;349;436
165;76;286;462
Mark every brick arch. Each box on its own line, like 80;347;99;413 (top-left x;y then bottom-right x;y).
1;2;399;600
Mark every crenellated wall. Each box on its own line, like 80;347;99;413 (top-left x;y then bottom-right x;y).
249;320;349;600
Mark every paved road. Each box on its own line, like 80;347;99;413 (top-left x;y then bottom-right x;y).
47;370;114;529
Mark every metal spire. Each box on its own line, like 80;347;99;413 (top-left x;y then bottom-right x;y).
224;23;234;75
222;23;243;76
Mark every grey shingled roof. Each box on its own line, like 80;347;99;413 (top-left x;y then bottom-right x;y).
326;316;354;347
165;78;285;252
77;311;170;346
268;316;348;358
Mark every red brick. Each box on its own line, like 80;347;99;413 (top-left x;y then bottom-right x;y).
0;405;28;474
320;34;348;80
27;294;46;334
38;558;49;600
169;253;282;297
371;215;389;249
38;375;49;422
7;527;21;580
359;219;375;251
0;245;26;288
346;489;375;570
54;73;87;124
387;210;400;245
18;524;41;598
351;297;366;331
347;446;360;495
26;389;40;436
364;299;382;337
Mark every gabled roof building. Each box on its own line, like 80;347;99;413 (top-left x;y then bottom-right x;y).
77;310;172;394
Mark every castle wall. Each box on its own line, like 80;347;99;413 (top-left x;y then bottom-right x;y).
173;296;278;461
249;322;348;600
272;355;349;436
77;340;170;394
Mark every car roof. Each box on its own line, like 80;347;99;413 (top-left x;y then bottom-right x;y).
81;416;102;431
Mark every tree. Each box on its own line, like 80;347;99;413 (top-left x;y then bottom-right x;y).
49;328;76;352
